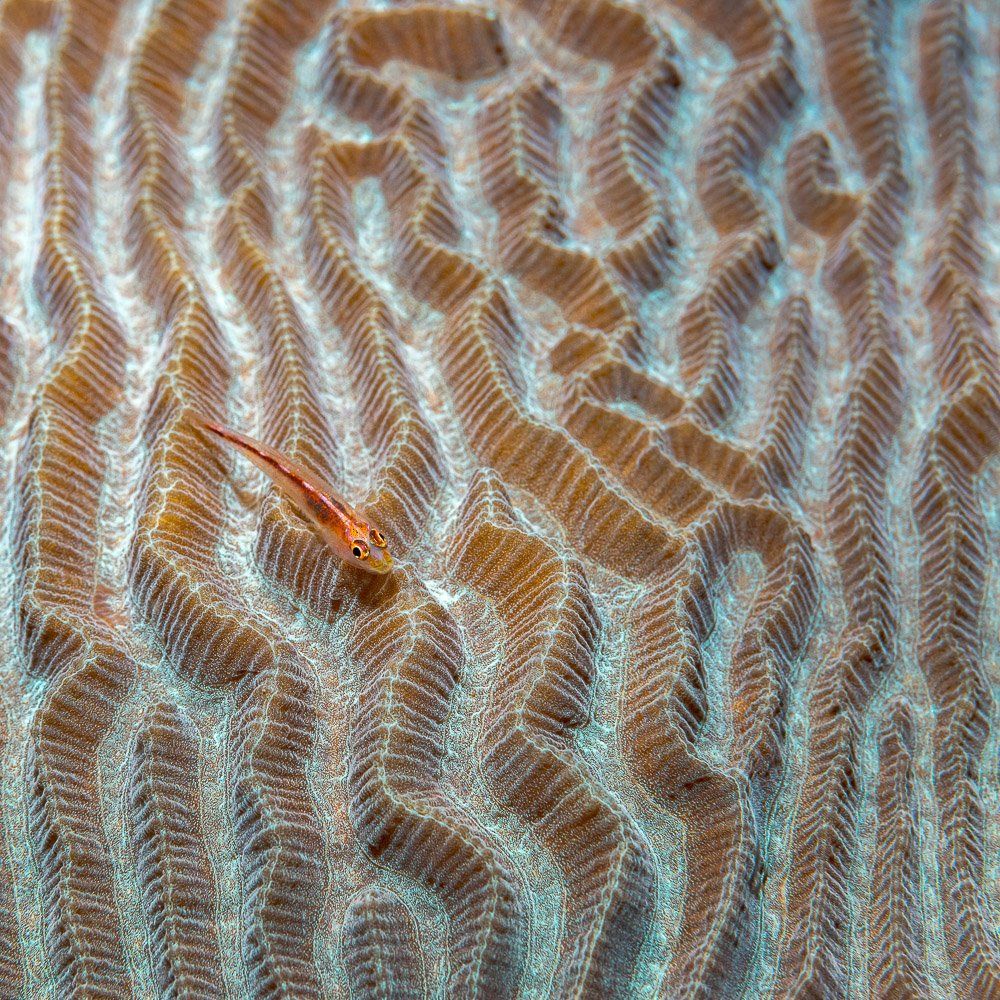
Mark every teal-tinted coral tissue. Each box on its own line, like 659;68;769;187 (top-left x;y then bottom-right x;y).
0;0;996;997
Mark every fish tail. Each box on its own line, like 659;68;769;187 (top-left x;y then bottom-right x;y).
188;411;257;454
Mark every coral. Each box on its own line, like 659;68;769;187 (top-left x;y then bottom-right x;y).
347;579;524;996
451;470;656;996
303;130;445;551
128;702;224;997
913;2;1000;994
342;887;427;1000
0;708;19;998
673;0;799;426
0;0;995;997
870;701;934;997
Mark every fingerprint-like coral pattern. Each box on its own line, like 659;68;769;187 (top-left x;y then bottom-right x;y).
452;470;655;997
128;701;224;997
0;0;995;998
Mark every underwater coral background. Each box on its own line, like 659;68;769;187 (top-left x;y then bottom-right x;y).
0;0;997;996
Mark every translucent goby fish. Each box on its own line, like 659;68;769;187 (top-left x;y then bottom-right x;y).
195;417;393;574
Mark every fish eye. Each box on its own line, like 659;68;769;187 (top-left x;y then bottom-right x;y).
352;541;369;560
369;528;386;548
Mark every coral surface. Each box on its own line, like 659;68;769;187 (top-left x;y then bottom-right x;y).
0;0;996;997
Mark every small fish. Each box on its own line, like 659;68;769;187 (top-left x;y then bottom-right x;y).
195;416;393;574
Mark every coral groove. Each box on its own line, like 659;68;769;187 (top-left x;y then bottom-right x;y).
12;1;138;993
452;470;657;997
342;887;427;1000
128;702;224;998
778;0;911;993
870;701;934;997
0;706;20;997
913;2;1000;994
347;580;524;997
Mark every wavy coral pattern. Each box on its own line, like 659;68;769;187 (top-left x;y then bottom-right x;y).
0;0;995;997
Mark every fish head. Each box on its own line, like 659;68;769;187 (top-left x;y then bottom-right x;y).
346;525;394;574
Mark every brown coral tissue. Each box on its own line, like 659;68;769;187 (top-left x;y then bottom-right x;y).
0;0;997;996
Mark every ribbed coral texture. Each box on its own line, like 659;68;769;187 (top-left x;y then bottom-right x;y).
0;0;995;997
